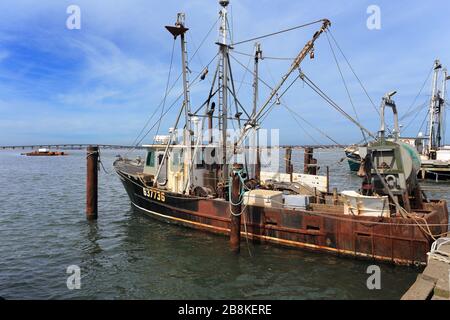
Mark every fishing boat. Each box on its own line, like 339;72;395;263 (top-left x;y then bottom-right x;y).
114;1;448;265
344;145;361;171
418;60;450;179
345;60;450;180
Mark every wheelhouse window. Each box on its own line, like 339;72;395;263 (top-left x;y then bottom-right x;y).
146;151;155;167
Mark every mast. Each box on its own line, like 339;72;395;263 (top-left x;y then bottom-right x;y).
440;68;448;146
250;43;262;179
218;0;230;183
180;15;192;147
252;43;262;116
164;13;192;190
427;59;442;155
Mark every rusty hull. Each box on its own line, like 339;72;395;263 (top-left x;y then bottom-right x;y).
115;164;449;266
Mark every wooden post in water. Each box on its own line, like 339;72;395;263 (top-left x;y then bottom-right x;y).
255;147;261;182
285;147;293;182
230;163;243;253
332;188;339;205
326;166;330;193
86;146;99;220
304;147;317;175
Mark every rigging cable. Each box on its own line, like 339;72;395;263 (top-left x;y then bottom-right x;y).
127;17;220;151
257;74;300;124
417;109;431;135
300;72;376;139
401;100;429;132
230;53;274;91
399;65;434;121
236;52;253;94
133;53;219;148
232;19;325;46
155;39;176;138
327;29;379;116
325;31;367;142
282;103;345;147
283;106;323;145
233;50;295;61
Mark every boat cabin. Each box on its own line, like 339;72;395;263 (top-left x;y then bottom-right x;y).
143;144;220;196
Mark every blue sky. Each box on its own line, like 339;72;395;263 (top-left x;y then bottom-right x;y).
0;0;449;146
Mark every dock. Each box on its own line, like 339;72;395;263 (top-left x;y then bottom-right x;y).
402;239;450;300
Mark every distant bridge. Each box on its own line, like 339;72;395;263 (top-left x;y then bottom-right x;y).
0;144;145;150
0;144;342;150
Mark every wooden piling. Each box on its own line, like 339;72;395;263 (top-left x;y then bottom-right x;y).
304;147;317;175
86;146;99;220
285;147;293;182
230;163;243;253
255;146;261;181
332;188;338;205
326;166;330;193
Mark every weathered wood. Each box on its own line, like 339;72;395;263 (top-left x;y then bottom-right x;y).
86;146;99;220
402;242;450;300
230;163;243;253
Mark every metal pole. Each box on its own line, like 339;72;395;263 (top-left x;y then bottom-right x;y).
86;146;99;220
230;163;243;253
252;43;261;117
441;69;448;146
221;44;229;183
429;60;441;152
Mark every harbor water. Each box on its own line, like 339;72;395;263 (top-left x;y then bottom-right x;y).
1;148;449;300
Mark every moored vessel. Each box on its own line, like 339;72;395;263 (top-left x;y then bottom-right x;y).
115;1;448;265
22;148;68;156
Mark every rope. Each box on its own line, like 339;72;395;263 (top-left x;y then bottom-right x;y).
228;167;248;209
427;237;450;264
87;149;113;175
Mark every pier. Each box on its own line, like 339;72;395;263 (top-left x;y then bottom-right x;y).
0;144;341;151
402;240;450;300
0;144;146;150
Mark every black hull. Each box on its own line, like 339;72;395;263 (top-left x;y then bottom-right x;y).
114;162;448;266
